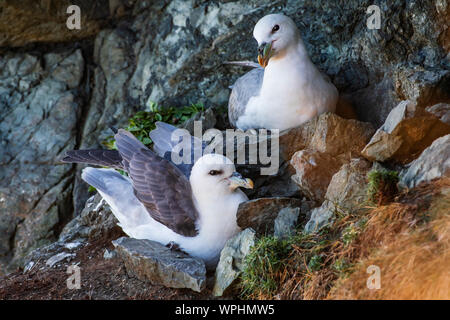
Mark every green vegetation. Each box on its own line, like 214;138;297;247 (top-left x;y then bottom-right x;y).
240;236;292;298
239;231;330;299
341;224;359;246
239;211;372;299
367;169;399;205
308;254;324;272
102;101;204;149
332;258;354;277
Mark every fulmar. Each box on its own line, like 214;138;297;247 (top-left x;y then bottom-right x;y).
228;14;338;131
62;123;253;268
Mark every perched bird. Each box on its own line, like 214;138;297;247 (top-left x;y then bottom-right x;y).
62;123;253;268
228;14;338;131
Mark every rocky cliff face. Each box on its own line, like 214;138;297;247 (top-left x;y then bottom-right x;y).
0;0;449;273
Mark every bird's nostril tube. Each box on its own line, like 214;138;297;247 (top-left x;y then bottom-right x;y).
258;43;267;55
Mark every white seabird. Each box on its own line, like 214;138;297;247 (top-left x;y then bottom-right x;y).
228;14;339;131
62;124;253;268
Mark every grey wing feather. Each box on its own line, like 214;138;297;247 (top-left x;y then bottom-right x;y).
228;68;264;127
115;129;199;237
62;149;123;169
150;122;206;178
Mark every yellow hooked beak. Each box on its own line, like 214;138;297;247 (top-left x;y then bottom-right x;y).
257;42;273;68
228;172;254;190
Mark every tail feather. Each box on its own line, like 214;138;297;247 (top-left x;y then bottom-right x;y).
81;167;153;231
81;167;128;197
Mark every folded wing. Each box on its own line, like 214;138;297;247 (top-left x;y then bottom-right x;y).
228;67;264;127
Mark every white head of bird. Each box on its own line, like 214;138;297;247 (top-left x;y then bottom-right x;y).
189;153;253;199
253;14;303;67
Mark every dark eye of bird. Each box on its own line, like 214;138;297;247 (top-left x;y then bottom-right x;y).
209;170;222;176
272;24;280;33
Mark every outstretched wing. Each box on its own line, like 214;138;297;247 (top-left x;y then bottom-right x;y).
62;149;123;169
228;67;264;127
149;121;207;178
114;129;199;237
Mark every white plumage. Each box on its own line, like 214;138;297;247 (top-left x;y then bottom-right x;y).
229;14;338;131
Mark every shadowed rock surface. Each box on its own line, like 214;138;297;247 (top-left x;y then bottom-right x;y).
213;228;255;297
236;197;311;235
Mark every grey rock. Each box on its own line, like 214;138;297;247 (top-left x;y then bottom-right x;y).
304;203;335;234
325;158;372;212
274;207;300;240
113;237;206;293
0;48;84;272
59;193;121;243
23;239;86;271
21;193;118;272
213;228;256;297
181;108;217;135
400;134;450;189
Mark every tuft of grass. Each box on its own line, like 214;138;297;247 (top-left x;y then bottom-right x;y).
240;236;293;299
367;169;399;205
102;101;204;149
239;231;331;299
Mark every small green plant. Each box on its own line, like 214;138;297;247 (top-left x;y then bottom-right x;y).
308;254;324;272
333;258;353;276
342;224;359;246
367;169;399;205
102;101;204;149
